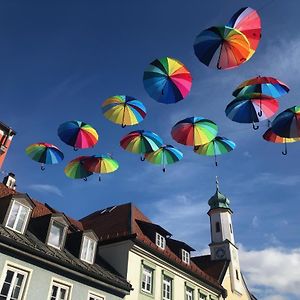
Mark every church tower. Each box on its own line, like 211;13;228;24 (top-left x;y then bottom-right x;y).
208;179;243;295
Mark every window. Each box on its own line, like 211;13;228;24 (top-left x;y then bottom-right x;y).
48;221;66;249
155;233;165;249
230;224;232;233
0;265;30;300
199;293;207;300
186;287;194;300
81;236;97;264
88;292;104;300
215;222;220;233
141;266;153;294
6;201;30;234
49;281;70;300
182;249;190;265
235;270;239;280
162;276;172;300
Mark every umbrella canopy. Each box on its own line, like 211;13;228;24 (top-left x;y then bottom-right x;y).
225;94;279;129
58;120;98;150
233;76;290;98
193;26;250;70
171;117;218;146
271;106;300;138
120;130;163;160
102;95;146;127
83;154;119;181
143;57;192;104
194;136;236;166
263;128;300;155
227;7;261;59
26;142;64;170
145;145;183;172
64;156;93;180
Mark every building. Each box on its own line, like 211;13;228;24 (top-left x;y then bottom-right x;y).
0;176;132;300
0;121;16;170
80;184;256;300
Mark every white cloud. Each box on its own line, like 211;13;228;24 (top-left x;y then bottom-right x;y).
28;184;63;197
240;246;300;299
251;216;259;228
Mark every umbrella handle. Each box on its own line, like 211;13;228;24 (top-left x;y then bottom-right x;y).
282;141;288;155
140;155;145;161
74;147;79;151
121;124;126;128
252;123;259;130
99;175;102;181
163;167;166;172
83;177;87;181
258;110;263;117
282;150;287;156
41;165;45;171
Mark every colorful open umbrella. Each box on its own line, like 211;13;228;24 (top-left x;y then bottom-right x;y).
171;117;218;146
225;94;279;130
58;120;98;150
227;7;261;59
232;76;290;98
101;95;147;127
193;26;250;70
25;142;64;170
64;156;93;181
263;128;300;155
120;130;163;161
143;57;192;104
83;154;119;181
194;136;236;166
271;106;300;139
145;145;183;172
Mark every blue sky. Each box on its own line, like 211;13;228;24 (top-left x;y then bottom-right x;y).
1;1;300;299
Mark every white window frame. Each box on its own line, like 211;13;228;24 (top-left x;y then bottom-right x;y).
155;233;166;250
48;278;72;300
162;275;172;300
199;292;207;300
87;291;105;300
80;236;97;264
47;220;67;250
0;262;32;300
186;287;194;300
5;201;31;234
182;249;190;265
141;265;153;294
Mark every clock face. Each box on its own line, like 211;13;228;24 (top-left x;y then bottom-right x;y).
215;247;225;259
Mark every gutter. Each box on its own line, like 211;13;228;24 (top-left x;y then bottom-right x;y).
0;234;131;294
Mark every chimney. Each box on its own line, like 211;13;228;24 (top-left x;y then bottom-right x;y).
0;121;16;169
3;172;16;190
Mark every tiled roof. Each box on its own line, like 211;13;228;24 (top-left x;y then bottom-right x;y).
81;203;225;293
0;183;131;292
192;255;229;283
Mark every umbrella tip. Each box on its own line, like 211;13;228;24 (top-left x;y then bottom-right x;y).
216;176;219;191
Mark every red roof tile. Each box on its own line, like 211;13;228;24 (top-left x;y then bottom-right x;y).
81;203;225;292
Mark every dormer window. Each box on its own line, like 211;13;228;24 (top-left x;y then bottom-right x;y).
6;201;31;234
155;233;165;249
182;249;190;264
47;220;67;249
80;236;97;264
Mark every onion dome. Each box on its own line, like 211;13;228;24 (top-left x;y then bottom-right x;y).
208;177;231;210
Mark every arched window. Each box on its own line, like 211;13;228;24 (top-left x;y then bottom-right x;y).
216;222;220;233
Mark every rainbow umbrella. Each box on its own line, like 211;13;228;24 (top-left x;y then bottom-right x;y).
225;94;279;130
143;57;192;104
26;142;64;170
58;120;98;150
171;117;218;146
83;154;119;181
271;106;300;139
120;130;163;161
227;7;261;59
194;136;236;166
263;128;300;155
193;26;250;70
64;156;93;181
233;76;290;98
102;95;146;128
145;145;183;172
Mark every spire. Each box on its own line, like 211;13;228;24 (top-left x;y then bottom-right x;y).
208;177;231;210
